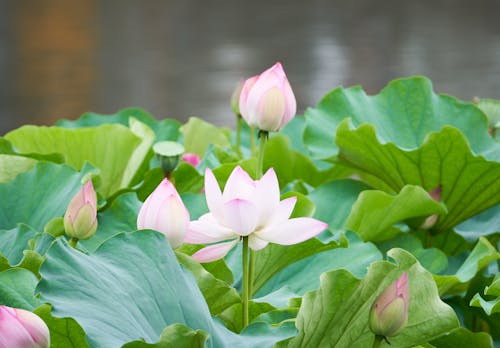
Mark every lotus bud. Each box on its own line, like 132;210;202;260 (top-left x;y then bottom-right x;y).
0;305;50;348
137;178;190;249
181;153;201;167
153;141;185;178
64;180;97;240
369;272;409;338
420;186;442;229
239;62;296;132
231;79;244;115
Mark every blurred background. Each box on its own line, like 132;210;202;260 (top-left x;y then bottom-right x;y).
1;0;500;135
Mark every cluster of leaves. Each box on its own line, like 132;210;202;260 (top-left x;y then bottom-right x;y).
0;77;499;347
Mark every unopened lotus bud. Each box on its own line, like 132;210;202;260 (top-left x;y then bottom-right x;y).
369;272;409;338
231;79;244;115
420;186;442;229
181;153;201;167
64;180;97;240
0;305;50;348
239;62;296;132
153;141;185;177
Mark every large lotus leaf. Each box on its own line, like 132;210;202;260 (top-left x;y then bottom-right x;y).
34;304;90;348
0;224;38;266
180;117;231;157
308;179;371;236
335;121;500;233
454;204;500;241
4;123;150;197
255;232;382;308
470;273;500;316
0;268;40;310
0;162;96;231
38;231;294;348
303;76;494;160
345;185;447;242
80;192;141;253
0;154;37;183
122;323;208;348
434;237;500;296
427;328;493;348
281;248;459;348
56;107;181;142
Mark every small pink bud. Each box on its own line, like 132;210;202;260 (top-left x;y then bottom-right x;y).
420;186;442;229
0;305;50;348
64;180;98;240
239;62;296;132
137;178;190;249
369;272;409;338
181;153;201;167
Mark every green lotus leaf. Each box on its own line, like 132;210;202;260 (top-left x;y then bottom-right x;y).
121;323;208;348
4;122;152;197
0;162;96;231
180;117;231;157
282;249;458;348
0;268;40;310
427;327;493;348
0;154;38;183
470;273;500;316
345;185;447;242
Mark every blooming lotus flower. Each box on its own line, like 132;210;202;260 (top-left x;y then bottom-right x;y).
64;180;97;240
369;273;409;338
185;166;327;262
239;62;296;132
0;305;50;348
137;178;190;249
182;153;201;167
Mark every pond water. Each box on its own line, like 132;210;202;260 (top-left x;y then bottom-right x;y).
1;0;500;134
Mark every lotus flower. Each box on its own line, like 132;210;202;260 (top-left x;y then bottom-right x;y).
64;180;97;240
369;272;409;337
239;62;296;132
137;178;190;249
185;166;327;262
0;305;50;348
182;153;201;167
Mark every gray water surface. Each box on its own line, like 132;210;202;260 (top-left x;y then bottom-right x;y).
1;0;500;134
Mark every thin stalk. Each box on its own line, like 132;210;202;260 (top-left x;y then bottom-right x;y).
236;114;243;156
249;249;255;298
372;335;385;348
242;236;250;328
249;127;256;156
256;130;269;179
69;237;79;248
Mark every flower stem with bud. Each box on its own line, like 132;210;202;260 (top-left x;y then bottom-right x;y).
242;235;250;328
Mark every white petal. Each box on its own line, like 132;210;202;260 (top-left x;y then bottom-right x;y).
266;197;297;227
256;217;327;245
248;235;269;250
253;168;280;227
155;195;189;248
184;214;236;244
204;169;224;222
222;166;256;202
192;240;239;263
222;198;258;236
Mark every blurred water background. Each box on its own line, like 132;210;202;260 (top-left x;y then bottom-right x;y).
1;0;500;135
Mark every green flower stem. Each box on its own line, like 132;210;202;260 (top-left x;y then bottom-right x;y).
249;127;256;156
242;236;250;328
256;130;269;179
235;114;243;156
372;335;384;348
249;249;255;298
69;237;79;248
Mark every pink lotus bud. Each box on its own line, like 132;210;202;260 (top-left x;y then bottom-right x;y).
369;273;409;338
239;62;296;132
420;186;442;229
64;180;98;240
181;153;201;167
137;178;190;249
0;305;50;348
231;79;244;115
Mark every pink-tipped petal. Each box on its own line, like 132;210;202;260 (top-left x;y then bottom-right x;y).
222;199;258;236
256;217;327;245
82;180;97;210
266;196;297;226
248;235;269;250
184;214;236;244
239;75;259;124
182;153;201;167
253;168;281;226
222;166;256;202
192;239;239;263
204;169;224;222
